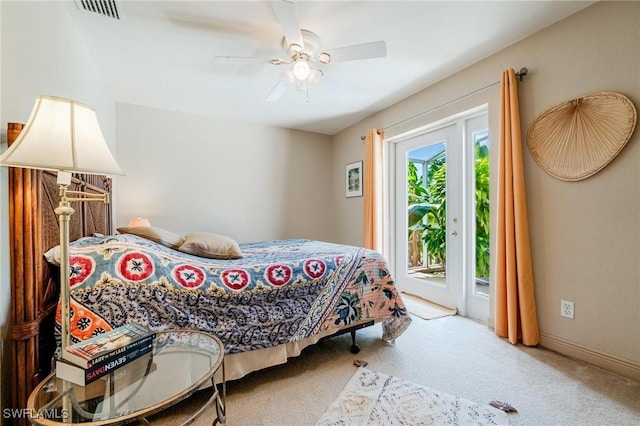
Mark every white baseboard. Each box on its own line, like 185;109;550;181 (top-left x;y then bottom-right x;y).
471;317;638;381
540;332;640;382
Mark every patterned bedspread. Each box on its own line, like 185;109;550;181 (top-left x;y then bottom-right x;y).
54;235;411;354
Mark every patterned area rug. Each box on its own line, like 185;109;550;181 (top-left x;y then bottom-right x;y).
316;368;510;425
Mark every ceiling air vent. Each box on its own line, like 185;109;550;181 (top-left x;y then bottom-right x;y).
77;0;120;20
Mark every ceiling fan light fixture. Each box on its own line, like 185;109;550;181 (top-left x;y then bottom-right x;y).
308;68;323;85
281;68;296;86
293;58;311;80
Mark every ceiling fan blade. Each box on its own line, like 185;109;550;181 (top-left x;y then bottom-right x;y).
213;56;271;64
325;41;387;62
266;80;289;102
271;0;303;48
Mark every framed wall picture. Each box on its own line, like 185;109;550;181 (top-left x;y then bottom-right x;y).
345;161;363;198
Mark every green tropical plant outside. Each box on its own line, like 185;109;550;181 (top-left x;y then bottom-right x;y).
407;140;490;279
474;143;490;278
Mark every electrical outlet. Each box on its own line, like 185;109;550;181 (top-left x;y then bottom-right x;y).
560;300;574;319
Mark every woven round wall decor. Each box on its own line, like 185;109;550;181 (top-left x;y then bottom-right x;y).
526;92;637;181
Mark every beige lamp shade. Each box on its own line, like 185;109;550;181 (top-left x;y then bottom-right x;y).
0;95;122;175
128;217;151;227
526;92;636;181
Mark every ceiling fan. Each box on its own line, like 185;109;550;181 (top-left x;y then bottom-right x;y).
217;0;387;102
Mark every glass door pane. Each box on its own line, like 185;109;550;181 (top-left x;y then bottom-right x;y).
407;143;447;287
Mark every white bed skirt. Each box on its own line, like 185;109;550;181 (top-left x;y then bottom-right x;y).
213;320;377;383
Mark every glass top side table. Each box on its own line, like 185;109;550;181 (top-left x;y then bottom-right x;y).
27;330;226;425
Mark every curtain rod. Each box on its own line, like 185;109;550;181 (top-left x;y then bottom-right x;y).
360;67;528;140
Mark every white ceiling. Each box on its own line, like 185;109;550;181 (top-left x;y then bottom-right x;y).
66;0;595;135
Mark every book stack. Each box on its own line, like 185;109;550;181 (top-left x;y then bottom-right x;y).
56;323;156;386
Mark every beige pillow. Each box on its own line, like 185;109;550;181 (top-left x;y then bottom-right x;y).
178;232;242;259
116;226;185;250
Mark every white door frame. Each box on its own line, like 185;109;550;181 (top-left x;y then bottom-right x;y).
385;105;489;320
464;114;491;320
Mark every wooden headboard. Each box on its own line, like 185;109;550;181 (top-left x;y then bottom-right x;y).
6;122;113;422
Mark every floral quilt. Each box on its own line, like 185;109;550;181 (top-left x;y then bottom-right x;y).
53;235;411;354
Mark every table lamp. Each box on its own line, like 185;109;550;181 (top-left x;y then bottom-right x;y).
0;95;123;351
128;216;151;227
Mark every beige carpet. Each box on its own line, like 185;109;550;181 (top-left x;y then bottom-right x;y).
401;292;457;320
148;315;640;425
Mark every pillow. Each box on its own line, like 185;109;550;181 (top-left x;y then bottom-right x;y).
44;235;103;266
116;226;185;250
178;232;242;259
44;245;61;266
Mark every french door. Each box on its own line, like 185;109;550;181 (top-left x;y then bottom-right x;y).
395;124;461;309
392;112;489;321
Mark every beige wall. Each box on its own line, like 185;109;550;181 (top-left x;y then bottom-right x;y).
332;1;640;379
115;103;333;243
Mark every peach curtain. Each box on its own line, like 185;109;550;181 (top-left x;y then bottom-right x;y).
495;68;540;346
362;128;384;251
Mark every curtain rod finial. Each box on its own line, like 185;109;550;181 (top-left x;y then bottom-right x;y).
516;67;528;81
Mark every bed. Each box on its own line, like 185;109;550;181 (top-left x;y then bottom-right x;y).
5;121;411;421
47;232;411;380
